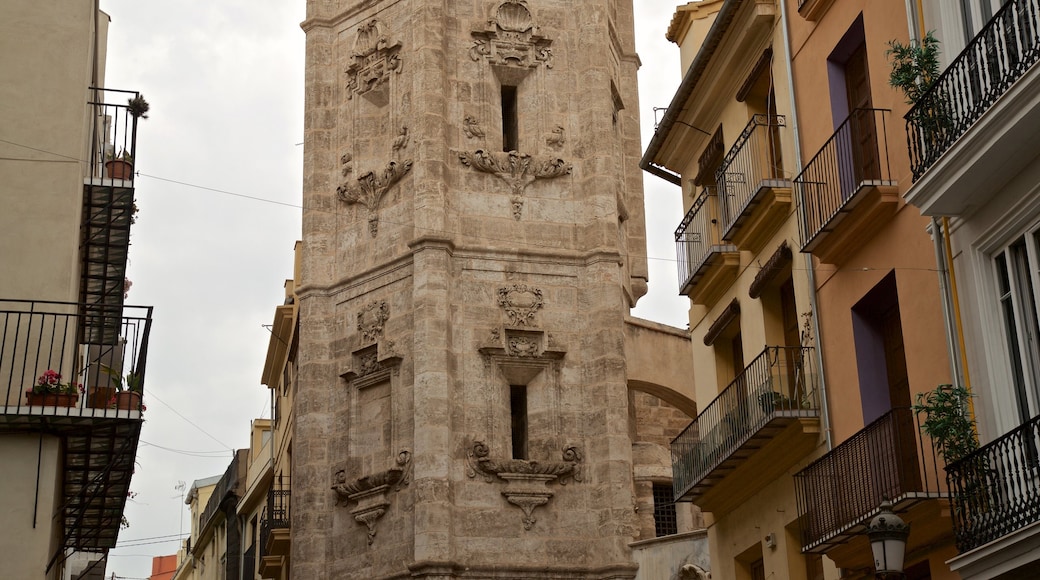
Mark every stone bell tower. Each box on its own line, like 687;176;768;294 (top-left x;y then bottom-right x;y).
294;0;655;577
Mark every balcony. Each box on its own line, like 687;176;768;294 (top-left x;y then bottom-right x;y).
82;88;143;326
671;346;819;513
87;87;141;187
259;476;291;579
794;408;949;560
904;0;1040;216
717;114;792;252
0;300;152;551
675;187;739;306
797;108;900;265
947;413;1040;554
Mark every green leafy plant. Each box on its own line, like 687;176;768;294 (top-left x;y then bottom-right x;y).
101;365;143;393
914;383;978;465
887;32;941;105
887;32;952;146
127;94;150;119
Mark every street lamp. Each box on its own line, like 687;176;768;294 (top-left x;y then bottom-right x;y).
867;500;910;578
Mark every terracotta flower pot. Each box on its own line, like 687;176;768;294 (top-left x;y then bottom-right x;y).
105;159;134;180
26;390;79;407
114;391;142;411
90;386;116;409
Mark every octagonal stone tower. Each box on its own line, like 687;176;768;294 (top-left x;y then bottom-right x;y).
295;1;653;577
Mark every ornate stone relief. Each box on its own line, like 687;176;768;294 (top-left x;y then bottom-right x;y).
470;0;554;72
332;450;412;544
466;441;582;530
463;115;486;140
357;300;390;342
546;125;565;149
497;284;544;326
337;159;413;236
458;150;571;219
344;340;402;385
392;126;409;151
345;19;402;104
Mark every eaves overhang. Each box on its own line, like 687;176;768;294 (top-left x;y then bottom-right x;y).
640;0;744;186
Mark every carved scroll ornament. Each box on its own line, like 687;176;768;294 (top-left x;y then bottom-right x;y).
337;159;413;236
466;441;582;530
458;150;571;219
332;450;412;544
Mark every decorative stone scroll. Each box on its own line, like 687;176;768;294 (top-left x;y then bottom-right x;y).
470;0;554;73
466;441;582;530
458;150;571;219
357;300;390;343
497;284;544;327
337;159;413;236
345;19;402;105
332;450;412;544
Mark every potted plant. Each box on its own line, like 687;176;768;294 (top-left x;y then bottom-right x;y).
102;365;144;411
127;94;150;119
887;32;952;150
914;383;978;465
27;369;82;407
105;148;134;180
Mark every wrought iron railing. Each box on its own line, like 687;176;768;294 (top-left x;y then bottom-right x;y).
907;0;1040;180
717;114;787;235
946;413;1040;552
199;452;243;536
88;87;142;185
794;407;946;550
675;187;733;295
796;108;893;248
0;300;151;416
260;475;291;557
671;346;818;499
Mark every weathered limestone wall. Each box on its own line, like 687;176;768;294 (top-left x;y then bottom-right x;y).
294;1;679;578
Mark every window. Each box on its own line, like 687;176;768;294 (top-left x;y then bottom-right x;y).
994;233;1040;423
510;384;528;459
501;85;519;152
652;482;678;536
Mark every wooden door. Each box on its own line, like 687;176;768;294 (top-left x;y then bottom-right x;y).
844;44;879;185
780;278;801;399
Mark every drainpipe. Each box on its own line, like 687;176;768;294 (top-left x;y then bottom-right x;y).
780;0;832;450
930;218;966;389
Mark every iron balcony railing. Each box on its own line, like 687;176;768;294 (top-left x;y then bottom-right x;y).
671;346;818;500
1;300;151;416
796;108;893;248
199;451;244;538
907;0;1040;180
794;407;946;551
260;475;291;557
717;114;788;236
88;87;142;185
675;187;734;295
946;412;1040;552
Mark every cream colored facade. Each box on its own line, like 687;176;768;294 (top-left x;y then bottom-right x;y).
646;0;977;578
293;0;702;578
642;1;826;579
1;3;148;579
172;476;221;580
255;243;299;580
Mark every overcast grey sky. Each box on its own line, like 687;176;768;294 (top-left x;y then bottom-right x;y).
99;2;686;578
